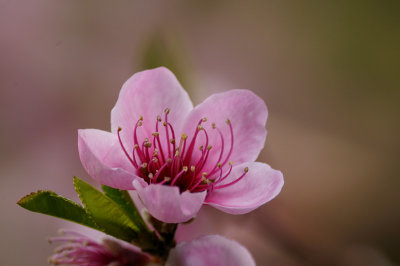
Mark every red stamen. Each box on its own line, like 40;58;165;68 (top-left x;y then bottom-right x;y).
117;127;138;168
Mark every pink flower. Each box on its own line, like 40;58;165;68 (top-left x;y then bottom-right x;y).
78;67;283;223
166;235;255;266
48;230;152;266
49;230;254;266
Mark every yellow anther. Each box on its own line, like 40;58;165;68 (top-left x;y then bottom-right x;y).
138;121;143;126
148;173;154;179
134;144;139;149
190;166;196;172
164;108;170;114
118;126;122;131
244;167;249;173
197;125;203;130
139;115;143;121
170;139;175;144
152;132;159;137
144;142;152;148
183;166;188;172
175;150;180;156
163;122;167;127
164;177;171;182
207;145;212;150
202;117;207;122
211;123;216;129
144;138;149;142
202;172;208;177
229;161;233;166
141;163;148;168
152;157;158;163
217;163;222;168
181;133;188;139
199;145;204;150
201;176;211;185
157;115;162;121
226;119;231;125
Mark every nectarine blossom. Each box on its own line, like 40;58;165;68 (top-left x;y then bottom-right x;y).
48;230;151;266
166;235;255;266
49;231;254;266
78;67;283;223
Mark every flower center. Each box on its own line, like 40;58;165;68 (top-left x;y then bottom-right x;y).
118;108;248;193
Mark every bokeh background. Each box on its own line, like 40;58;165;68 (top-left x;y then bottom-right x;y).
1;1;399;265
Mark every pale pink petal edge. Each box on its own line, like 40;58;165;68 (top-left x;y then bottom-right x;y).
78;129;143;190
205;162;284;214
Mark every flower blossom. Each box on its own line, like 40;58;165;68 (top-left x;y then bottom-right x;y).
78;67;284;223
166;235;255;266
49;230;254;266
48;229;152;266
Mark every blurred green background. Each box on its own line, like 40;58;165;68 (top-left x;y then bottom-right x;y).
1;1;399;265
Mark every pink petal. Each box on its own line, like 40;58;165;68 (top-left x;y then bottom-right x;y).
111;67;193;149
180;89;267;172
166;235;255;266
132;180;206;223
78;129;144;189
205;162;283;214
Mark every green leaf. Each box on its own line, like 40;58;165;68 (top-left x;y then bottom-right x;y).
73;177;139;242
17;190;98;230
101;185;148;232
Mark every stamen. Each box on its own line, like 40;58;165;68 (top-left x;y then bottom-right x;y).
159;177;171;185
171;166;188;186
117;127;138;168
117;109;241;193
214;167;248;189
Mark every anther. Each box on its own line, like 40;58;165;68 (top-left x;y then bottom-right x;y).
118;127;122;131
197;125;203;130
229;161;233;166
183;166;188;172
134;144;139;149
202;117;207;122
164;177;171;182
201;176;211;185
190;166;195;172
148;173;154;179
207;145;212;150
164;108;170;114
157;115;162;122
152;132;159;137
181;133;187;139
163;122;167;127
202;172;208;177
170;139;175;144
212;123;216;129
217;163;222;168
167;158;172;164
244;167;249;173
141;163;148;168
138;121;143;126
144;142;152;148
139;115;143;121
226;119;231;125
199;145;204;150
